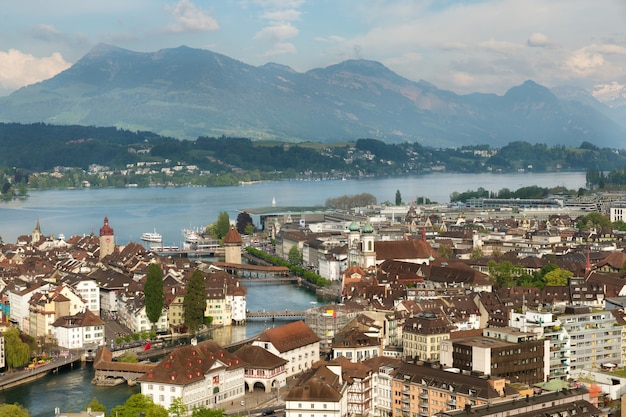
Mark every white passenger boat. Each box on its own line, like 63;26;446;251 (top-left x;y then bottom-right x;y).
141;230;162;243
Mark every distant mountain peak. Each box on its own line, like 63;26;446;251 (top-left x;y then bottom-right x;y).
0;44;623;147
593;82;626;108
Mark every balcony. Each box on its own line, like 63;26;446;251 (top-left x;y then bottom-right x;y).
447;399;457;406
419;393;429;400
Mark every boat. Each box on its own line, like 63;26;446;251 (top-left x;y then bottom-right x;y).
183;228;202;243
141;229;162;243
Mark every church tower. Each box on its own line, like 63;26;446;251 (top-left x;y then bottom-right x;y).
31;218;42;244
348;220;361;267
362;221;376;268
99;216;115;259
224;226;243;264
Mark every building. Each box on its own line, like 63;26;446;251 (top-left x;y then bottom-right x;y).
224;226;243;265
443;388;600;417
252;320;320;377
285;363;348;417
234;344;288;393
363;356;403;417
331;326;381;362
138;339;246;411
440;327;549;385
402;312;454;361
559;306;623;372
306;304;360;352
99;216;115;259
52;309;105;349
391;362;509;417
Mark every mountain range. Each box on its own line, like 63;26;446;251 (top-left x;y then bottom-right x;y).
0;43;624;148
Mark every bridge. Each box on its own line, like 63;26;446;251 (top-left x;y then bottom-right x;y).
151;247;225;257
246;310;306;320
93;347;156;386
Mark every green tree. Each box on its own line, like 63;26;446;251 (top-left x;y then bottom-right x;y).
244;223;255;235
288;245;302;265
470;246;484;260
169;397;188;417
193;407;226;417
4;327;30;370
109;394;168;417
0;403;29;417
84;398;107;414
214;211;231;240
488;260;524;288
183;269;207;334
145;263;164;331
576;212;611;230
437;244;453;259
544;268;573;286
395;189;402;205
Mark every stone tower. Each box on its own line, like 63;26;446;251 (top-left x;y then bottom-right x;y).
223;226;243;264
99;216;115;259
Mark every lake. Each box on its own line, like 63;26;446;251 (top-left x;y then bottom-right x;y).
0;172;586;245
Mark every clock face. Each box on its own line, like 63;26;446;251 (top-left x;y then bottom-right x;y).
106;238;110;243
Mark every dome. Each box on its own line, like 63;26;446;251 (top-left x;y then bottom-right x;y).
362;222;374;233
348;221;360;232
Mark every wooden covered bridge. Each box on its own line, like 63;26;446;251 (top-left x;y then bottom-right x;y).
92;347;156;386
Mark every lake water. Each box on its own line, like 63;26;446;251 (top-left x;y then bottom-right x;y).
0;172;585;245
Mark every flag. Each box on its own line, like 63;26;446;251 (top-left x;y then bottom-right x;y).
144;341;151;350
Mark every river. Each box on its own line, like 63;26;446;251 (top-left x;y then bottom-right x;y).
0;283;323;417
0;172;585;245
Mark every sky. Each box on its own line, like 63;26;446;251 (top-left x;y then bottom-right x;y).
1;0;625;98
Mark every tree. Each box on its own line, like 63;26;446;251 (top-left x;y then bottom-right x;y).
544;268;573;286
184;269;207;334
84;398;107;414
145;263;164;331
4;327;30;370
244;223;255;235
437;244;453;259
214;211;231;240
193;407;226;417
487;260;524;288
0;403;29;417
470;246;483;260
169;397;188;417
395;189;402;205
110;394;168;417
288;245;302;265
236;211;254;235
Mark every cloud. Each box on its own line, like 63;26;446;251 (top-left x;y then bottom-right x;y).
527;33;551;48
0;49;71;95
565;43;626;76
254;24;299;43
259;42;297;57
261;9;301;22
164;0;219;33
26;24;91;49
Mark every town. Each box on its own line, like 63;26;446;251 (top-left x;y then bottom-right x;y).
3;197;626;417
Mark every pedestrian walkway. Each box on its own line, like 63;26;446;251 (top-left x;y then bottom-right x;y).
222;389;284;416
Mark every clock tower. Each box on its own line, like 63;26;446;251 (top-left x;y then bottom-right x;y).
99;216;115;259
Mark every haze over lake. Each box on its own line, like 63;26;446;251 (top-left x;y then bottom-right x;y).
0;172;585;245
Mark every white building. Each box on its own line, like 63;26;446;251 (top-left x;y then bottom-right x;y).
285;363;348;417
252;320;320;378
52;309;106;349
138;339;245;411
